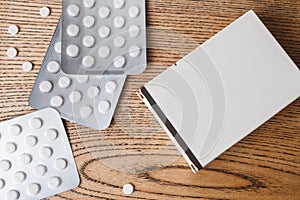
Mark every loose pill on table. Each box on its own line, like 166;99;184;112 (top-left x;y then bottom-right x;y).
123;183;134;195
40;6;51;17
22;61;33;72
7;47;18;58
8;24;19;35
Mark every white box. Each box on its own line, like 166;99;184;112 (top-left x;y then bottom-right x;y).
139;10;300;173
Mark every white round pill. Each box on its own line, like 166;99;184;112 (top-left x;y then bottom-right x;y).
114;0;125;9
34;164;47;177
123;183;134;195
8;24;19;35
0;179;5;189
39;146;53;159
47;61;60;73
99;6;110;19
84;0;95;8
80;106;93;118
5;142;17;154
98;45;111;58
114;16;125;28
129;6;140;18
77;75;89;83
58;76;72;88
106;81;117;93
39;80;53;93
13;171;26;183
9;124;22;136
54;42;61;54
98;100;111;113
82;35;95;48
25;135;38;147
55;158;68;170
83;15;95;28
67;4;80;17
7;190;20;200
66;44;80;57
50;96;64;107
40;6;50;17
129;25;140;37
7;47;18;58
69;91;82;103
99;26;111;38
29;117;43;129
114;56;126;68
45;129;58;141
67;24;80;37
22;61;33;72
48;176;62;189
82;56;95;68
27;183;41;196
88;86;100;98
129;45;142;58
19;153;32;165
0;160;11;172
114;36;126;48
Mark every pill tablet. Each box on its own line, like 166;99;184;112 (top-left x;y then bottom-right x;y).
98;46;111;58
7;47;18;58
66;45;80;57
67;4;80;17
129;45;142;58
80;106;93;118
114;16;126;29
50;96;64;107
106;81;117;93
129;6;140;18
58;76;72;88
82;35;95;48
54;42;62;54
19;153;32;165
82;56;95;68
8;24;19;35
98;100;111;113
40;6;51;17
123;183;134;195
13;171;26;183
88;86;100;99
22;61;33;72
47;61;60;73
0;179;5;189
114;56;126;68
69;91;82;103
83;15;95;28
39;81;53;93
67;24;80;37
99;26;111;38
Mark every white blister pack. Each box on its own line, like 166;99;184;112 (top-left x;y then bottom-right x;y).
139;10;300;173
29;19;127;130
0;108;79;200
61;0;147;75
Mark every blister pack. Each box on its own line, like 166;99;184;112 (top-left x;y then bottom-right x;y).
61;0;147;75
0;108;79;200
29;19;127;130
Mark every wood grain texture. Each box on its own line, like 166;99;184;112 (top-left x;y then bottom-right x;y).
0;0;299;199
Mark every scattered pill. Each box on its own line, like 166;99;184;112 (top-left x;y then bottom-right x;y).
8;24;19;35
123;183;134;195
40;6;51;17
7;47;18;58
22;61;33;72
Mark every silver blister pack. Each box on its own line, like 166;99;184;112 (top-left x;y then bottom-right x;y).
61;0;147;75
0;108;79;200
29;19;127;130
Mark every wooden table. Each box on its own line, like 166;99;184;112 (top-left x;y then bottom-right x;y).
0;0;299;199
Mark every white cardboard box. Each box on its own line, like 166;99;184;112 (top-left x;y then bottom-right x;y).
139;10;300;173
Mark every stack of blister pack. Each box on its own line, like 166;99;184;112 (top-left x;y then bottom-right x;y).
29;0;147;131
0;1;146;199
